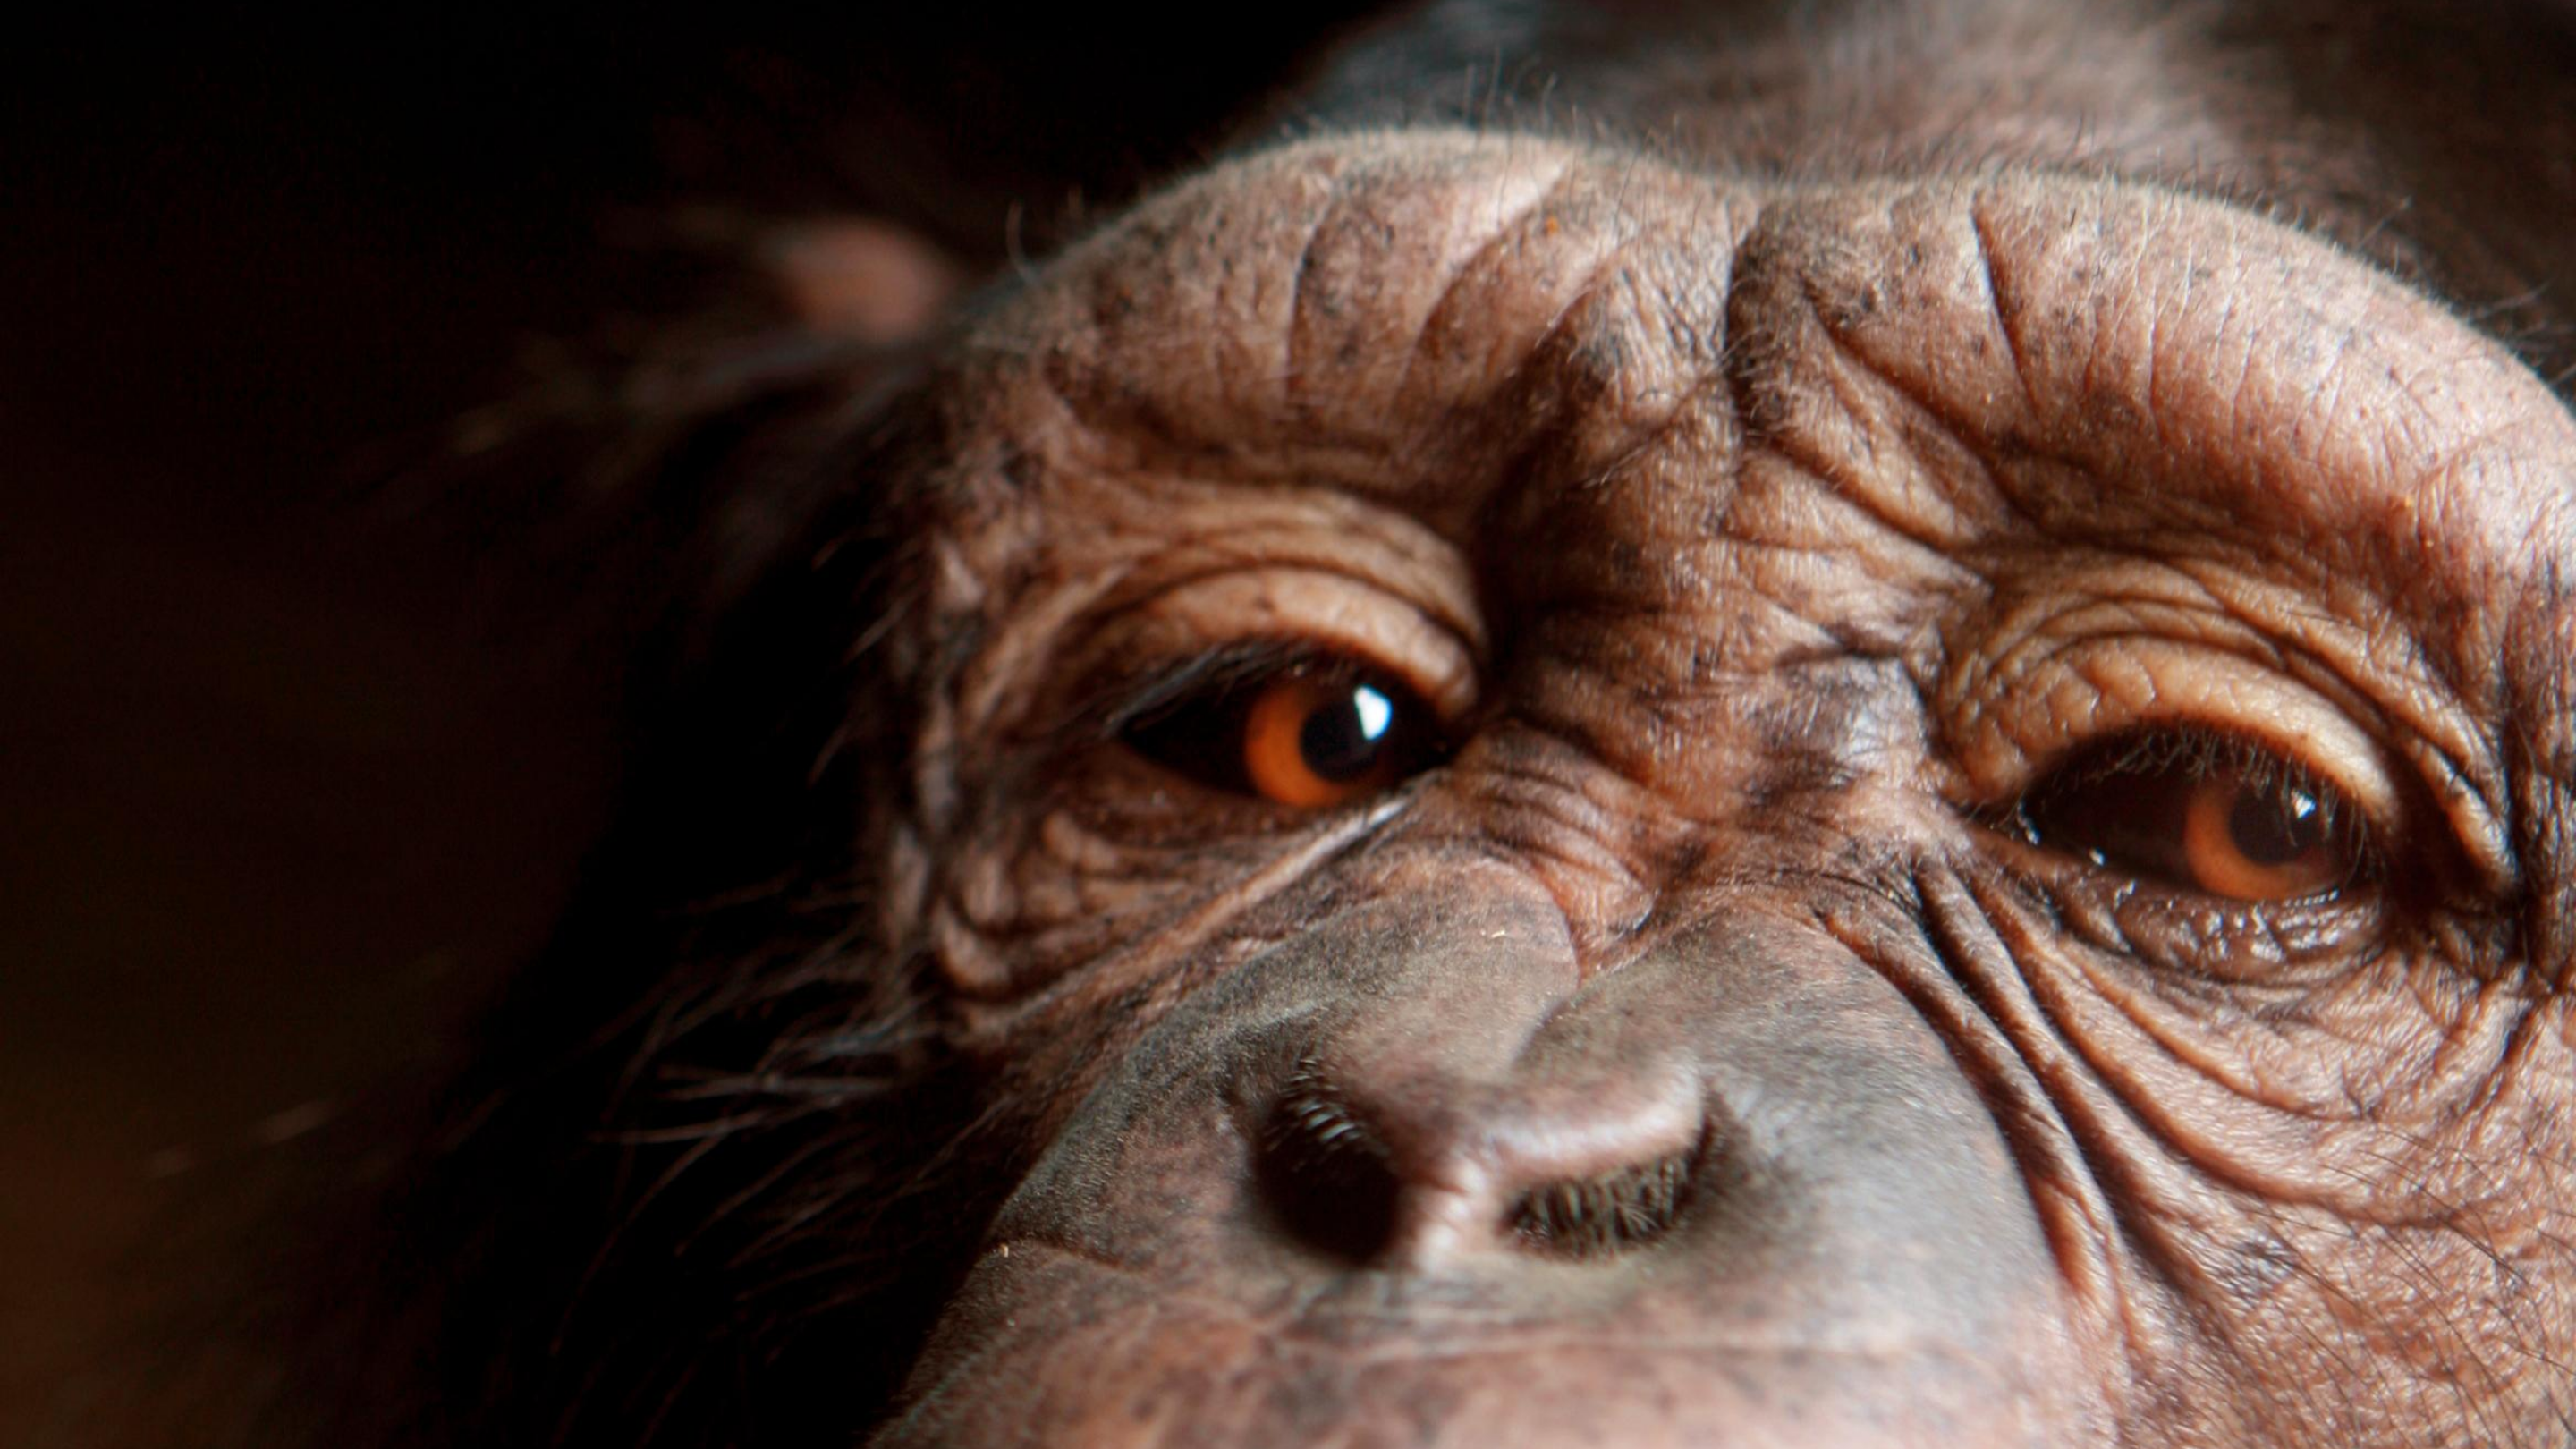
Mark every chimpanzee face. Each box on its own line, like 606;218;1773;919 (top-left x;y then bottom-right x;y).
840;129;2576;1445
172;5;2576;1448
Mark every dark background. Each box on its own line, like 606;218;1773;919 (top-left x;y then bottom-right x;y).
0;17;1384;1440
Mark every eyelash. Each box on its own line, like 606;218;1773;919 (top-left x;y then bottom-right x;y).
1997;724;2385;905
1095;640;1334;740
1103;643;1453;809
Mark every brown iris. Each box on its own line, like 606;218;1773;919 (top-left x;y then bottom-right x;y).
1123;658;1439;809
2019;734;2363;902
2174;763;2343;900
1239;674;1411;807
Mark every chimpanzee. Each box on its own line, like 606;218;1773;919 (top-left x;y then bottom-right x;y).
108;1;2576;1445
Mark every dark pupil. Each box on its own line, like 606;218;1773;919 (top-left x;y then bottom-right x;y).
1298;683;1395;781
2227;784;2325;865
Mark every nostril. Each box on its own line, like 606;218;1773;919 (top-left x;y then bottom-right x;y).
1505;1148;1698;1257
1258;1065;1402;1264
1258;1055;1712;1267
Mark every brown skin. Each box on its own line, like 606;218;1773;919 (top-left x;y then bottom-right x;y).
871;132;2576;1445
150;2;2576;1446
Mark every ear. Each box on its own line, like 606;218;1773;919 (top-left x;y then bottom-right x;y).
758;216;970;344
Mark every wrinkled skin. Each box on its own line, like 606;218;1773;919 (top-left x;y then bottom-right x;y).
217;2;2576;1447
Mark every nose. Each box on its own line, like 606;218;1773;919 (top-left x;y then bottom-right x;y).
1256;1005;1710;1269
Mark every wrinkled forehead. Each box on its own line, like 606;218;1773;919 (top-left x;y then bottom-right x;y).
946;131;2576;604
1297;0;2576;396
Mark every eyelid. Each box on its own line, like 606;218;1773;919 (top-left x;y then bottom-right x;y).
1948;636;2404;828
1937;560;2519;900
1078;566;1483;726
2012;725;2377;899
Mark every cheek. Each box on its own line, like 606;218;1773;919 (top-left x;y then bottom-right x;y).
1931;867;2576;1419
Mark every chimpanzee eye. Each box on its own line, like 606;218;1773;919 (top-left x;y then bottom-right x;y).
1123;658;1445;809
2016;732;2374;903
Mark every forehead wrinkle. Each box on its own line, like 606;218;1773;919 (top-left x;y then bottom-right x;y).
972;137;2576;724
1335;0;2576;377
1968;181;2575;621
